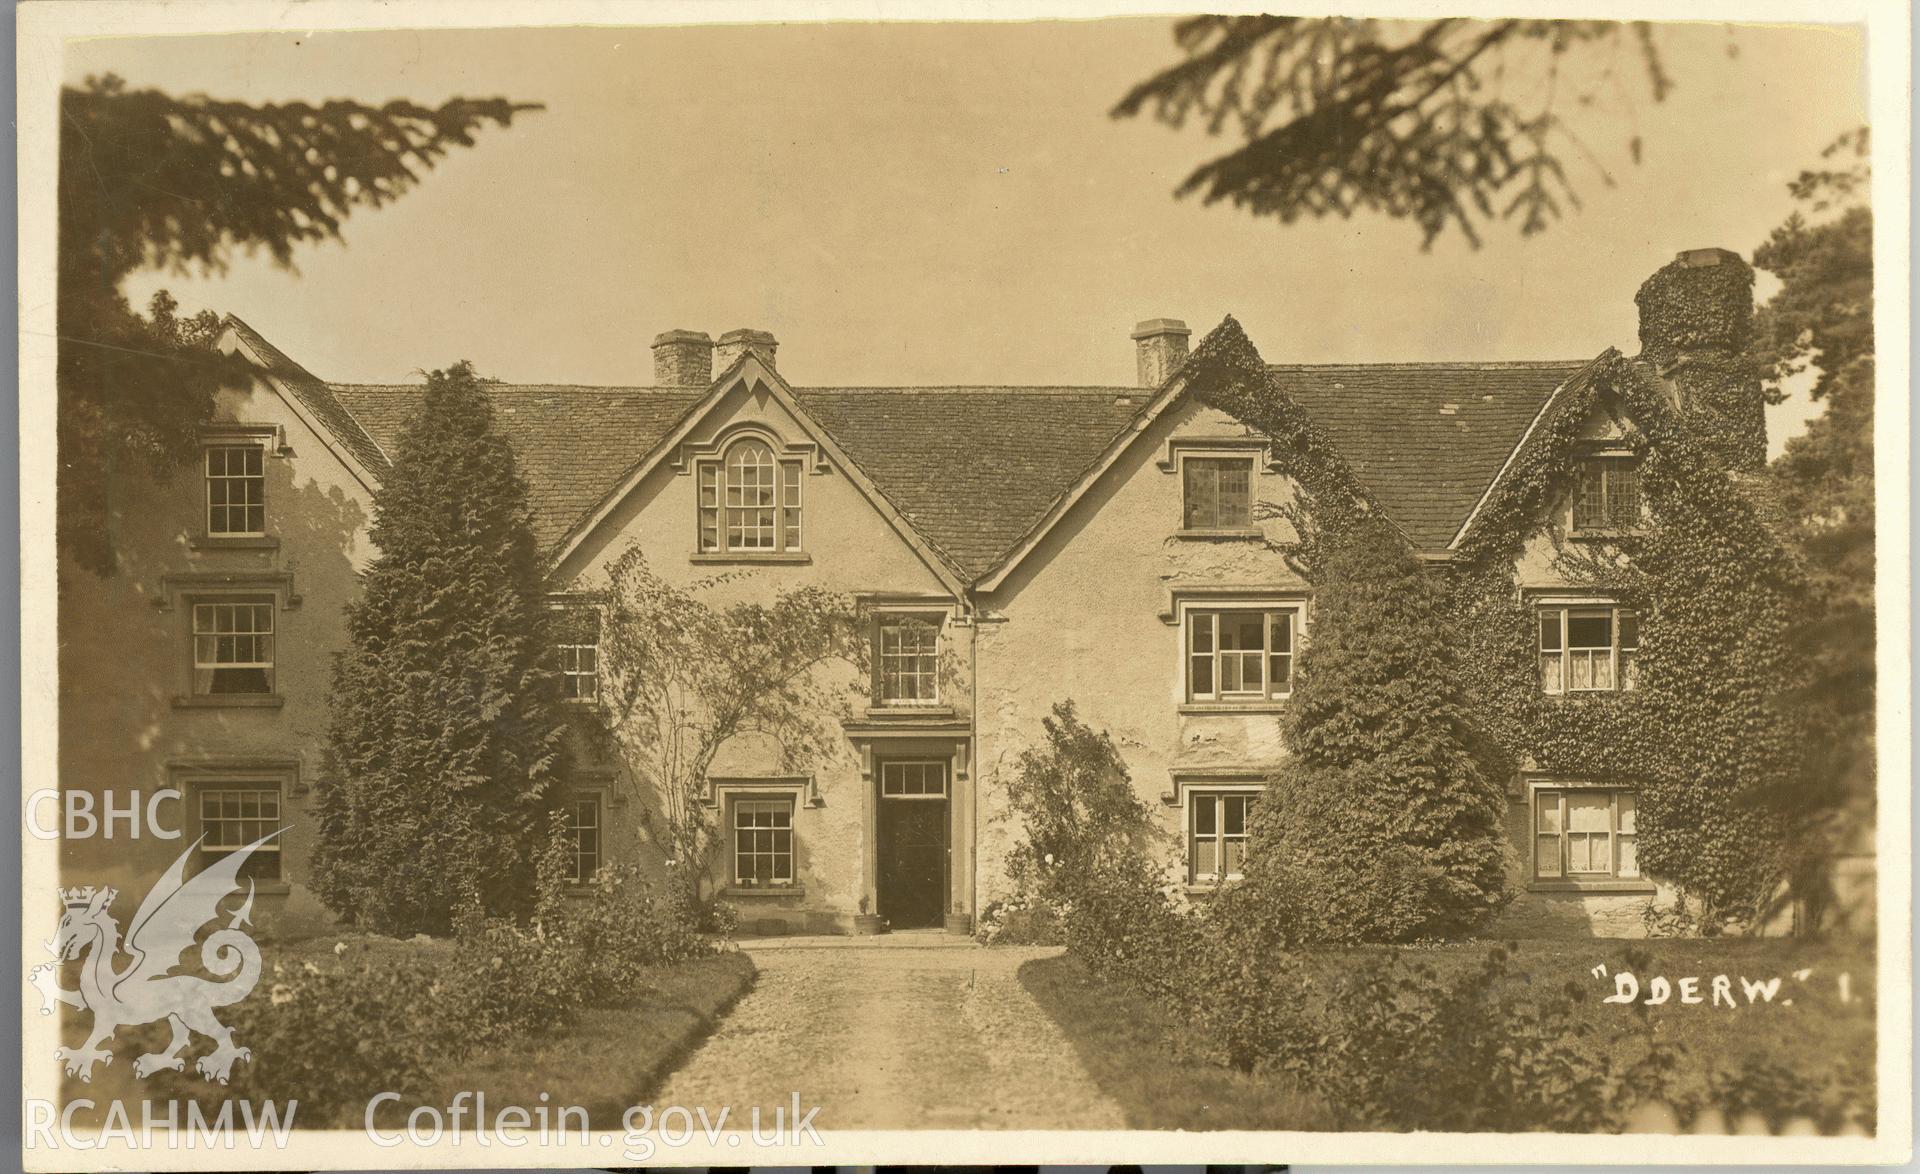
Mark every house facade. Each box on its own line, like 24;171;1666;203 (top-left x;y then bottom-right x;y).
59;246;1838;939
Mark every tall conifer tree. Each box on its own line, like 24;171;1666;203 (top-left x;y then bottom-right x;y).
314;362;568;934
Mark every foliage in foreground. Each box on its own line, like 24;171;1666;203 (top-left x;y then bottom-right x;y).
314;362;570;935
1005;704;1874;1134
58;74;534;574
126;821;715;1126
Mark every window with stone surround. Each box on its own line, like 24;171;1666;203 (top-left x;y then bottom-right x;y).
1532;785;1638;883
1571;455;1643;532
875;613;941;707
1538;604;1638;694
730;796;795;886
193;784;283;882
697;438;803;553
1182;455;1254;530
1185;606;1298;703
1188;789;1258;884
192;599;275;696
205;443;266;537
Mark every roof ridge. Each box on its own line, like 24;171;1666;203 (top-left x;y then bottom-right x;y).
1268;359;1589;371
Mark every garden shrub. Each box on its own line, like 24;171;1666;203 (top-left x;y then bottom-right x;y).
1241;515;1512;943
1281;945;1635;1132
976;894;1068;946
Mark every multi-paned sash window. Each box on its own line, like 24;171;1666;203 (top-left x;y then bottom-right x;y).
731;797;795;886
205;444;266;537
697;438;803;553
1186;607;1297;703
556;612;600;702
876;613;941;707
1532;786;1638;881
192;600;275;695
196;786;282;881
562;794;602;884
1538;605;1639;694
1189;790;1256;883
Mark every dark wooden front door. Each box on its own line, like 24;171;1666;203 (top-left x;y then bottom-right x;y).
877;760;948;928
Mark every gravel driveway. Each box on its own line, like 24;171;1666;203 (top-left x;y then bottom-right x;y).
654;941;1126;1130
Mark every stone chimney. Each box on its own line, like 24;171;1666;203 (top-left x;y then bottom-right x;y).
1131;319;1191;388
651;330;714;387
1633;247;1762;471
714;328;778;372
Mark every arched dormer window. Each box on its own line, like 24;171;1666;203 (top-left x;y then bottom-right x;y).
697;436;803;553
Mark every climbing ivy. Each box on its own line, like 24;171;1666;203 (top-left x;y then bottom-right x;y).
1184;305;1815;935
1449;351;1810;932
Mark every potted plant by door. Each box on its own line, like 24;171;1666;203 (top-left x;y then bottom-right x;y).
852;894;885;936
943;900;973;936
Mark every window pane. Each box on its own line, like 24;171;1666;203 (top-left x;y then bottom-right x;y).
1616;793;1636;833
1192;837;1218;880
1214;462;1251;528
1617;834;1639;878
1539;611;1562;651
1190;654;1213;698
1568;832;1606;873
1567;793;1611;832
1535;795;1562;833
1607;463;1641;525
1182;461;1219;529
1540;651;1564;694
1573;462;1607;530
1223;795;1250;835
1223;838;1248;877
1193;797;1217;835
1535;834;1562;877
1567;614;1611;649
1189;614;1213;653
1618;611;1639;650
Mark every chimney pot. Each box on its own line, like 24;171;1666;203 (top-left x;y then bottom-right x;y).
651;329;713;388
1131;318;1191;388
715;328;778;372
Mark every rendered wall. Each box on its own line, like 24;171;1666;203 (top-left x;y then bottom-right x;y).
55;378;376;935
553;372;973;933
973;397;1306;907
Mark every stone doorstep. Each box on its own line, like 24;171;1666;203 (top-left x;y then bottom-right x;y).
737;929;981;951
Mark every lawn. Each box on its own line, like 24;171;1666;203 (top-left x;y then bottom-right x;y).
1022;936;1875;1132
381;950;757;1129
52;931;756;1131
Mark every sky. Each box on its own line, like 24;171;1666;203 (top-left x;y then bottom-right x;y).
69;18;1867;455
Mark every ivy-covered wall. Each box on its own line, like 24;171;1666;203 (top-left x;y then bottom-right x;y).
1179;289;1811;937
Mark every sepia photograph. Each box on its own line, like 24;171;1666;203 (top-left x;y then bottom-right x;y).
14;1;1909;1168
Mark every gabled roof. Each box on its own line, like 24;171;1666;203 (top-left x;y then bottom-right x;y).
331;383;703;550
794;387;1146;578
221;315;392;479
234;316;1594;585
1272;361;1588;549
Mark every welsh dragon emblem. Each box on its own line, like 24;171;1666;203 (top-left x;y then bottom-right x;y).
30;834;276;1084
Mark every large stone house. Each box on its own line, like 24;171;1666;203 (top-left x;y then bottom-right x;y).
59;245;1832;939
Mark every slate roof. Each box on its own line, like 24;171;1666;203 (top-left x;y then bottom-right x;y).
223;315;393;478
330;384;705;550
299;355;1586;577
794;388;1147;578
1272;361;1587;548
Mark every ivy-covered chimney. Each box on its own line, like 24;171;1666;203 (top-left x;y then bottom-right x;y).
1633;247;1763;471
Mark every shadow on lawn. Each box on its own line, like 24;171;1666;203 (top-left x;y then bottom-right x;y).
1017;952;1334;1131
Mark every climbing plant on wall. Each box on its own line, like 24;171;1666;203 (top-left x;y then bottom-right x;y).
1182;303;1814;937
1447;350;1811;932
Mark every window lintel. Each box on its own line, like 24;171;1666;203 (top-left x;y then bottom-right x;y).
1156;436;1276;474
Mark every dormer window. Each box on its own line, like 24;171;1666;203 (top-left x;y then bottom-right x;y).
697;437;803;554
1571;456;1642;533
